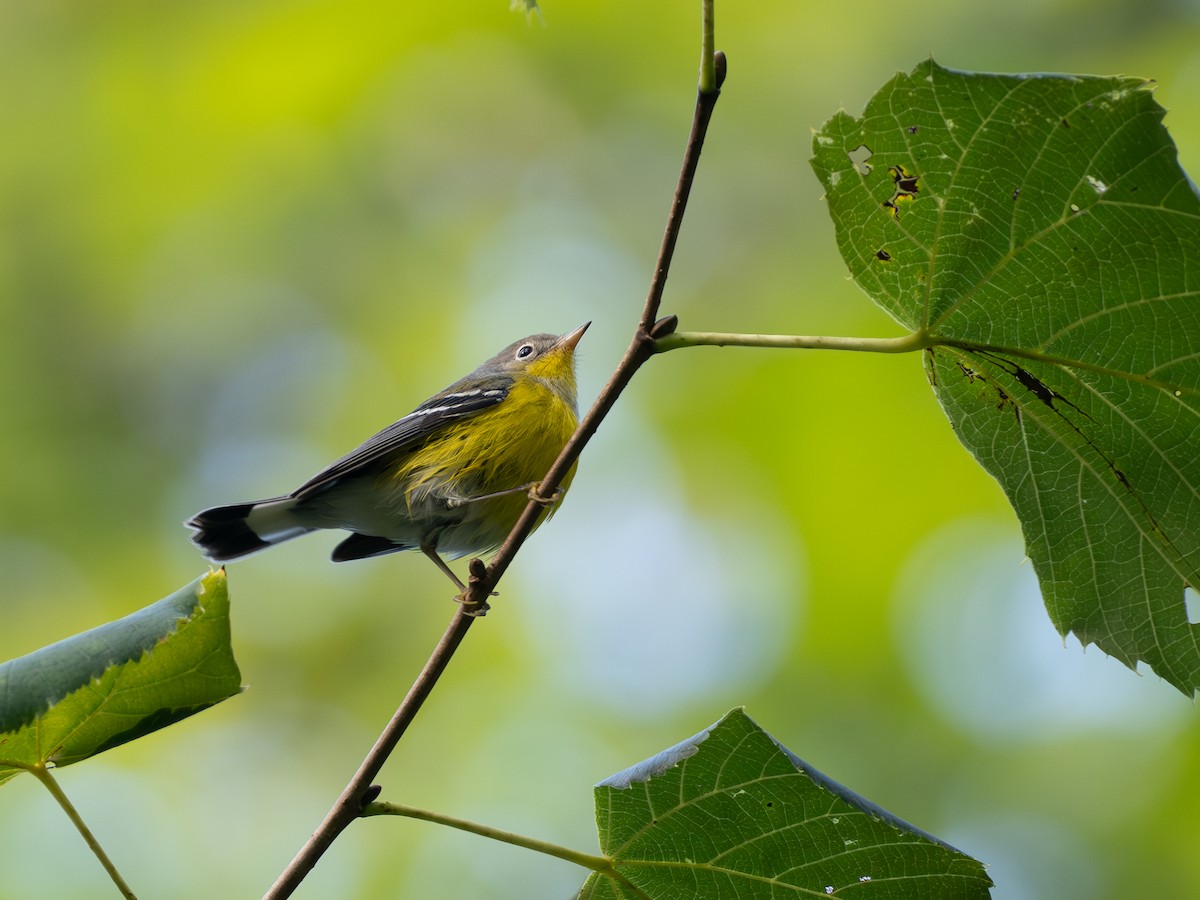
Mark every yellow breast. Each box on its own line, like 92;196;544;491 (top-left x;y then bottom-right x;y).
388;374;579;555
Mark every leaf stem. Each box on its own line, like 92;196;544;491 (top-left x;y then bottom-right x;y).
364;801;615;873
29;764;137;900
655;330;1195;398
655;330;931;354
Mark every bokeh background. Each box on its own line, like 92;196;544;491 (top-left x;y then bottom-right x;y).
2;0;1199;897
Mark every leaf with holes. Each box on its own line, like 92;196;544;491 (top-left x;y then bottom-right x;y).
578;709;991;899
811;59;1200;694
0;570;242;786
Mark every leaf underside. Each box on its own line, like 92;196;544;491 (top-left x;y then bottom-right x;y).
579;709;991;899
0;570;242;785
811;59;1200;694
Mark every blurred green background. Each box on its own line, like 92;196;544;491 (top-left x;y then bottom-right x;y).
2;0;1199;897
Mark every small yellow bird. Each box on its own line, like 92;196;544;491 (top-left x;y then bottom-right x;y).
187;323;587;589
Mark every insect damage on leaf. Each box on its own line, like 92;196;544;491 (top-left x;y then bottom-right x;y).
975;351;1092;422
947;355;1020;422
883;164;921;219
848;144;874;176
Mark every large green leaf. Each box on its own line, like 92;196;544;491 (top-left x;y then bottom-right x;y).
579;709;991;899
0;570;242;785
811;59;1200;694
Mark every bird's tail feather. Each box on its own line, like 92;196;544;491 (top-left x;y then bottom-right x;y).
186;497;313;562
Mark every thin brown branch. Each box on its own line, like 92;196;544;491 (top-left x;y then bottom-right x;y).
264;53;726;900
640;51;726;334
487;54;727;590
264;600;479;899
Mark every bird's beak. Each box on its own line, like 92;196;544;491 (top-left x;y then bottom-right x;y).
558;321;590;352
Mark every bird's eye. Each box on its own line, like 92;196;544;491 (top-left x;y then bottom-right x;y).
516;344;535;359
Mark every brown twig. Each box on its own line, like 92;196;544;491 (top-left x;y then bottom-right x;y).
263;53;726;900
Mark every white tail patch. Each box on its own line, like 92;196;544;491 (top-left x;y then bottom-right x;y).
246;499;312;543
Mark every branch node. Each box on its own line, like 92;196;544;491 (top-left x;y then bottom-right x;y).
455;558;492;616
468;557;488;582
360;785;382;810
714;51;728;88
650;314;679;339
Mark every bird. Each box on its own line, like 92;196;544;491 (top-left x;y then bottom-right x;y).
186;323;588;592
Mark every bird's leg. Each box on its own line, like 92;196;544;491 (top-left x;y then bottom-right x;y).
444;482;564;509
421;544;466;591
444;483;535;508
421;543;491;616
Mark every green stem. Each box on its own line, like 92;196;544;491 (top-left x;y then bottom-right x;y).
699;0;716;93
29;764;137;900
657;329;1190;395
655;329;932;354
364;801;616;875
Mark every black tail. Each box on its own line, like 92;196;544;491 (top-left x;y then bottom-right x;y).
186;503;273;562
331;532;412;562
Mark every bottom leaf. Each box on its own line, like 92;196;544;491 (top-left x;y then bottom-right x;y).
583;709;991;899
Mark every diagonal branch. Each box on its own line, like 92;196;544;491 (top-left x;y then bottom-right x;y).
264;50;727;900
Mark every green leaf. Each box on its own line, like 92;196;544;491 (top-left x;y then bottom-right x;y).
0;570;242;785
580;709;991;899
811;59;1200;694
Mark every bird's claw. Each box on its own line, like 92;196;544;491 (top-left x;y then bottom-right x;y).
455;595;490;616
528;484;565;507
